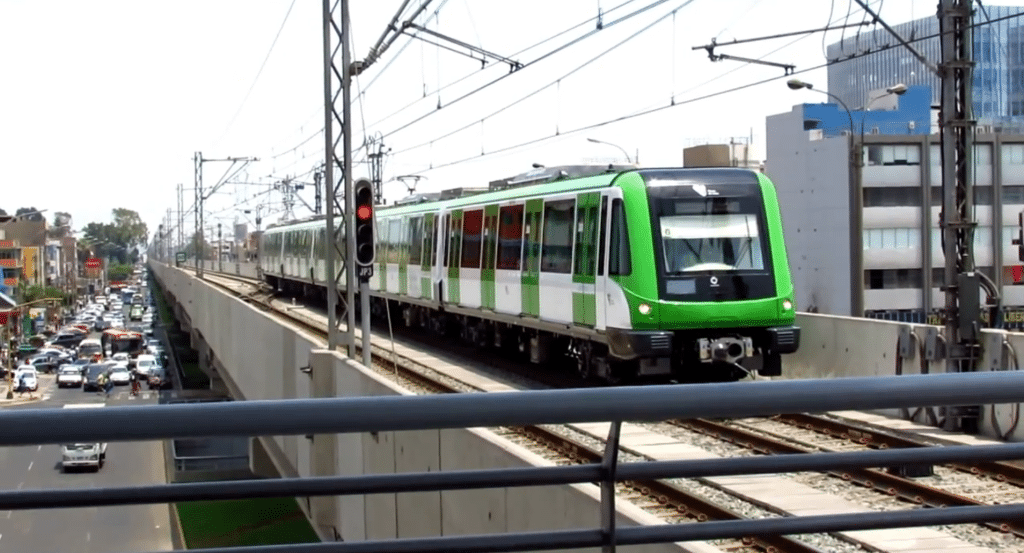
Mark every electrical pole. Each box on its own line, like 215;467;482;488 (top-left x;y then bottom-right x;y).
368;137;388;205
939;0;981;432
323;0;356;356
218;223;223;273
313;166;323;215
194;152;203;278
177;183;184;258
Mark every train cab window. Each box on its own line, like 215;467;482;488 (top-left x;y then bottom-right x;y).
541;199;574;273
497;204;524;270
482;210;498;271
422;215;435;269
608;199;631;276
461;209;483;269
409;216;423;266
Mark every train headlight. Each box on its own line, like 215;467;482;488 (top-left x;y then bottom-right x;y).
782;299;793;311
637;303;652;315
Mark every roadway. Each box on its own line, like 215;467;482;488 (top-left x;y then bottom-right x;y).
0;290;173;552
0;378;174;552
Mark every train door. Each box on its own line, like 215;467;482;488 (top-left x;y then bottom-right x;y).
521;199;543;317
538;197;575;324
481;204;499;311
418;213;434;301
571;192;600;328
445;210;463;304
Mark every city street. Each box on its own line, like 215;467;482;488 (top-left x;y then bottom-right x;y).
0;377;173;552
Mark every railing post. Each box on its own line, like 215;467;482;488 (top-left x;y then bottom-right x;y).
601;420;622;553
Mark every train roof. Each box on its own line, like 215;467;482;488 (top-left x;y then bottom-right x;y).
261;166;764;231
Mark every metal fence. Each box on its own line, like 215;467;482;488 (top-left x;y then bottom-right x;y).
3;371;1024;553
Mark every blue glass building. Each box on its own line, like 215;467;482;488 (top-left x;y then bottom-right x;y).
827;5;1024;131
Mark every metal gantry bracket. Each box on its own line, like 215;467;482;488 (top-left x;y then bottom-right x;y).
601;421;622;553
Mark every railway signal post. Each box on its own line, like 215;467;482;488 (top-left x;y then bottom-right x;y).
355;178;375;367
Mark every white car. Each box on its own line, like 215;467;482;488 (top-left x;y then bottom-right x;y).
110;352;130;364
134;355;157;378
57;366;84;388
14;368;38;392
109;367;131;385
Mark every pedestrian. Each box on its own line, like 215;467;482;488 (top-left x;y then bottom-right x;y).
17;373;26;398
130;370;140;397
103;372;115;398
96;372;107;395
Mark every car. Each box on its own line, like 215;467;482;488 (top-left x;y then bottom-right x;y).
147;367;170;390
110;352;130;364
82;364;107;391
134;354;158;379
13;367;38;392
109;367;131;385
26;355;58;374
57;366;84;388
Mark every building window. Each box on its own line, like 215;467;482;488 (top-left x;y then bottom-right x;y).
864;268;923;289
863;228;921;249
863;187;921;207
866;144;921;166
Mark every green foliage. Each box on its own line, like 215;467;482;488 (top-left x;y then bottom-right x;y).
20;284;70;306
107;263;133;281
81;208;149;264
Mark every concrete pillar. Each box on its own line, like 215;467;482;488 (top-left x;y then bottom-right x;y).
309;350;339;537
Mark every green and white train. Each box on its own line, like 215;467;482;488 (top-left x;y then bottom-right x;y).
260;166;800;383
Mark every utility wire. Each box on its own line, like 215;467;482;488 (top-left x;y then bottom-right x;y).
211;0;298;149
404;10;1024;177
376;0;681;143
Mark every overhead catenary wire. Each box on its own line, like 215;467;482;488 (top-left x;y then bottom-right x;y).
211;0;299;150
368;0;679;141
384;0;691;155
401;9;1024;178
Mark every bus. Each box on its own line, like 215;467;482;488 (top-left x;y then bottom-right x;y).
77;339;103;360
101;329;145;360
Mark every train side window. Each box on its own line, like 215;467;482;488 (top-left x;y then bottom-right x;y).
573;202;598;277
409;216;423;267
541;199;574;273
597;197;608;276
482;211;496;271
461;209;483;269
377;218;390;264
608;198;631;276
496;204;524;270
448;213;462;268
388;219;402;263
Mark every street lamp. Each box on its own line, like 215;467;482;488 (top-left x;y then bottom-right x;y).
587;138;634;165
788;79;907;318
788;78;860;315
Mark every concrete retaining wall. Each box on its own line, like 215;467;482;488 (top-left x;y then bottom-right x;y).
151;262;716;553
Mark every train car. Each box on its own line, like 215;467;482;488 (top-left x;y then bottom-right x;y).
260;166;800;383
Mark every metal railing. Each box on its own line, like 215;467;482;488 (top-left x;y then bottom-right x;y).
3;372;1024;552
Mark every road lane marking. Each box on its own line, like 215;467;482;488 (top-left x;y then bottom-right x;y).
26;462;32;471
86;531;90;542
36;445;41;451
16;483;22;490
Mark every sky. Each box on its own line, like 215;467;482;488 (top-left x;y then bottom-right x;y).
1;0;1017;247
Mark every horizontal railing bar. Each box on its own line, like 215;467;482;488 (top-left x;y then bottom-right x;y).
5;442;1024;510
141;503;1024;553
1;372;1022;446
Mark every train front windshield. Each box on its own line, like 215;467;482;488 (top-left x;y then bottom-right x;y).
657;199;765;274
646;179;775;301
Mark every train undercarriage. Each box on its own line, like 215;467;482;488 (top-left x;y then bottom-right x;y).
266;274;798;384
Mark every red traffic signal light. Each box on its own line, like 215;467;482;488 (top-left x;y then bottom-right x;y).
354;179;375;268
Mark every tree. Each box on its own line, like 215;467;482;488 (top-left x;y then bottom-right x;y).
80;208;148;264
14;207;44;222
0;208;7;217
48;212;72;239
